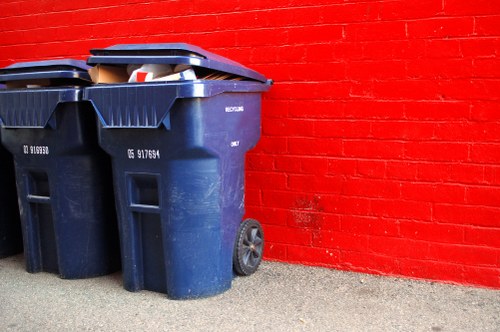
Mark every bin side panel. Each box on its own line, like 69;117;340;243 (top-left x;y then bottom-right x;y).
0;89;80;128
0;136;23;258
0;102;120;278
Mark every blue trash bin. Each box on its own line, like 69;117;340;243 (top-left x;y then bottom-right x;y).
84;43;271;299
0;129;22;258
0;60;120;278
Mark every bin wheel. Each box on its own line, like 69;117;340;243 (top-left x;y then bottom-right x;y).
233;218;264;276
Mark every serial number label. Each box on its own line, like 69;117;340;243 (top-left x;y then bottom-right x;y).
225;106;244;113
127;149;160;160
23;145;49;155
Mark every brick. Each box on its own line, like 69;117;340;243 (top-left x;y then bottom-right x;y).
371;199;433;220
407;59;474;79
343;101;405;120
450;164;489;185
322;195;372;215
416;162;452;182
466;186;500;207
462;266;500;288
345;21;406;41
288;137;343;156
340;251;401;274
370;121;435;140
476;15;500;36
346;60;406;80
460;38;500;58
386;161;418;181
404;142;469;162
473;58;500;79
424;39;463;59
433;204;500;227
247;171;288;190
313;230;368;252
470;144;500;164
407;17;474;39
343;140;405;159
321;2;379;23
287;24;343;44
340;215;400;237
262;118;314;137
399;259;465;284
428;243;498;266
265;225;313;246
400;221;465;243
361;40;426;60
314;120;371;139
328;159;357;176
252;137;287;155
368;236;430;259
263;242;287;261
288;174;343;194
444;0;500;15
401;182;466;204
246;153;275;171
438;79;500;101
465;227;500;248
245;188;262;206
287;245;340;266
343;178;401;199
288;100;344;119
372;80;441;100
378;0;443;20
245;207;288;226
404;102;470;121
356;160;386;178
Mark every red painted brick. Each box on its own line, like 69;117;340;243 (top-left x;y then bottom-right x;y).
368;236;430;259
400;221;465;243
340;251;401;274
343;178;401;199
404;142;469;162
265;225;313;246
287;245;340;266
466;186;500;207
344;140;405;159
345;21;406;41
343;101;405;120
386;161;418;181
465;227;500;248
378;0;443;20
314;120;371;139
356;160;386;178
288;137;342;156
399;259;465;284
404;102;470;121
407;59;474;79
470;144;500;164
444;0;500;15
371;121;435;140
264;242;287;261
428;243;498;266
407;17;474;39
462;266;500;288
433;204;500;227
288;174;343;194
346;60;406;80
371;199;433;221
313;230;368;252
247;171;288;190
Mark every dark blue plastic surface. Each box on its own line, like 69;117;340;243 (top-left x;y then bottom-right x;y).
88;43;267;83
0;71;120;278
84;44;270;299
0;59;91;83
0;131;22;258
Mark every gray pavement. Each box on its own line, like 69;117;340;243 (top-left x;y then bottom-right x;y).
1;254;499;331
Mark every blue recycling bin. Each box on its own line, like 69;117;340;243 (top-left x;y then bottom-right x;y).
84;44;271;299
0;130;22;258
0;60;120;278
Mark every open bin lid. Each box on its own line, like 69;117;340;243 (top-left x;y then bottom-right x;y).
88;43;268;83
0;59;91;85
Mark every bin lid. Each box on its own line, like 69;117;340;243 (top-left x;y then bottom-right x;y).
0;59;91;84
88;43;268;83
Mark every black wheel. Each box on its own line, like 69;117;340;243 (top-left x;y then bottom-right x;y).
233;218;264;276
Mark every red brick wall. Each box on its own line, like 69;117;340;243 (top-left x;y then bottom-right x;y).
1;0;499;288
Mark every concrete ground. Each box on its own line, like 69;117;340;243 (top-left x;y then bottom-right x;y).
0;254;498;332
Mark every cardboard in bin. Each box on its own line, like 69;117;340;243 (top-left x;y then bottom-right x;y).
88;65;129;84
